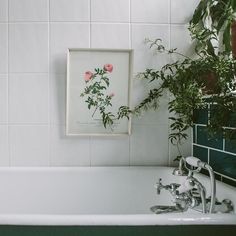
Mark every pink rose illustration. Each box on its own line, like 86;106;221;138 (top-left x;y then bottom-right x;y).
103;64;113;73
84;71;93;82
109;92;115;97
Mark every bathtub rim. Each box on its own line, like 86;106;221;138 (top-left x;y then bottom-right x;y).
0;213;236;226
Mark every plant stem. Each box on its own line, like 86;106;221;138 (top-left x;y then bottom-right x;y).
171;51;191;60
176;141;182;157
150;40;192;60
91;75;104;117
92;106;98;117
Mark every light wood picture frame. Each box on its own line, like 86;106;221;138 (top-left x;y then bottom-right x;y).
66;48;133;136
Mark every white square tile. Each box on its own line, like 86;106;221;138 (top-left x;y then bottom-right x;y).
171;0;200;24
9;0;49;22
9;23;49;73
0;125;9;166
130;124;169;165
50;73;66;125
50;23;89;74
131;0;170;23
91;23;130;49
50;125;90;166
170;25;195;59
9;125;50;166
9;74;49;124
0;24;8;73
0;0;8;22
50;0;89;22
131;24;170;73
91;0;129;22
0;75;7;123
169;128;192;166
90;137;130;166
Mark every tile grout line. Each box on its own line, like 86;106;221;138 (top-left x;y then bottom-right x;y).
223;136;226;152
7;123;51;126
128;0;131;166
89;136;92;167
193;143;236;156
5;21;186;26
195;125;197;144
169;0;172;25
89;0;91;48
128;0;131;50
215;171;236;182
194;122;236;130
89;0;92;167
167;0;171;166
7;0;11;167
7;72;49;75
207;148;210;164
220;175;223;182
48;0;52;167
207;103;210;126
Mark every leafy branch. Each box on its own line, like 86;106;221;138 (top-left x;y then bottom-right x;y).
189;0;236;55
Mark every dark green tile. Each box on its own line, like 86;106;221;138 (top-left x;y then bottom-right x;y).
210;150;236;179
197;126;223;150
193;108;208;125
209;103;236;128
193;145;208;163
200;169;222;181
193;125;196;143
214;172;222;181
200;168;209;177
209;103;217;115
222;177;236;188
228;112;236;128
225;129;236;154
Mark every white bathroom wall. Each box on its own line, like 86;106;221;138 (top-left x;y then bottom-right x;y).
0;0;199;167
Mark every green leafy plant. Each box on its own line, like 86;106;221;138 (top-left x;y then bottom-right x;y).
128;1;236;153
189;0;236;55
133;38;236;148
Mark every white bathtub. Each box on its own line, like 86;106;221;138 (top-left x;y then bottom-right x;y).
0;166;236;226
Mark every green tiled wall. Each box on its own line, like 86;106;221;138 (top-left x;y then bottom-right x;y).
193;107;236;187
225;130;236;153
209;150;236;179
193;145;208;163
193;107;208;125
196;126;223;149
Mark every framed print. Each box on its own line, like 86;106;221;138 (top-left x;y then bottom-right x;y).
66;48;133;136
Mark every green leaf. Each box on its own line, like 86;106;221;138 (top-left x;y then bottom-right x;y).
216;15;227;33
223;22;231;53
206;40;216;57
190;0;206;25
173;156;182;162
232;0;236;12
